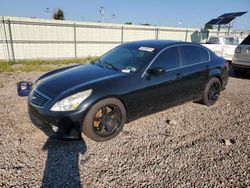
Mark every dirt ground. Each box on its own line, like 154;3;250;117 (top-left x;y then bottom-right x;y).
0;71;249;187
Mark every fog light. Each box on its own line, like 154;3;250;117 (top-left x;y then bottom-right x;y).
51;125;59;132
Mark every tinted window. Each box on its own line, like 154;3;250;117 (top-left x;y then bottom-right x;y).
200;47;209;62
241;35;250;45
181;45;204;66
152;47;180;70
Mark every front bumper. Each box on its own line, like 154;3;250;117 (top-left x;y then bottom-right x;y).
28;102;88;140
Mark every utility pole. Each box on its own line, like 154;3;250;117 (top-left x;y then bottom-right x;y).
45;8;50;19
112;14;116;23
100;6;104;22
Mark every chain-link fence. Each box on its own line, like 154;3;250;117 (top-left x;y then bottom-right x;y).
0;16;249;61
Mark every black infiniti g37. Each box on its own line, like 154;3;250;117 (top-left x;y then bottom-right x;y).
28;40;229;142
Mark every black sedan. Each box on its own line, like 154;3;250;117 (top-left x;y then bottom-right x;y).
28;40;229;142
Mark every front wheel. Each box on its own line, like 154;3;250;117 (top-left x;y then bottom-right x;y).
82;98;126;142
200;77;221;106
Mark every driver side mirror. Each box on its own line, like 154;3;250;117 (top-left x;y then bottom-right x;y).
148;67;166;76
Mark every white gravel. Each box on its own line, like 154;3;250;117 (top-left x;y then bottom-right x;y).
0;71;249;187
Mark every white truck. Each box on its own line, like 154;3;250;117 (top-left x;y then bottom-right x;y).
202;36;239;61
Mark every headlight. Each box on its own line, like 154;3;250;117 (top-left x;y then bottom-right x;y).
50;89;92;112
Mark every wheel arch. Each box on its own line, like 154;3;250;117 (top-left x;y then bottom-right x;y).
81;96;127;142
85;95;129;119
208;68;223;87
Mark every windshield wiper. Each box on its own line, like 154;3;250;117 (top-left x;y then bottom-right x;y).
99;59;120;71
92;59;105;68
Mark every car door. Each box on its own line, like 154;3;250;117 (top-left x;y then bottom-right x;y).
122;45;209;117
178;44;210;100
130;46;185;112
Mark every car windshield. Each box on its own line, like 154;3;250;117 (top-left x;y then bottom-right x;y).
96;45;157;73
224;37;238;45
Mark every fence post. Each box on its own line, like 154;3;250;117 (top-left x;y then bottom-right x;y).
155;28;159;40
121;26;124;44
1;17;11;61
7;19;15;61
206;30;209;42
73;23;77;59
185;30;188;41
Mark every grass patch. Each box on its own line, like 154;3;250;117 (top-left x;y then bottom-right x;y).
0;57;97;72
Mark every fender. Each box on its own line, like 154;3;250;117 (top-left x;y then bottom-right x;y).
209;67;221;78
208;67;228;89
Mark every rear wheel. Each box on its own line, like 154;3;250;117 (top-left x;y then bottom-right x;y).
200;77;221;106
82;98;126;142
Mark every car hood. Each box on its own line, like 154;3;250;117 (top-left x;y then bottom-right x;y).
36;64;123;97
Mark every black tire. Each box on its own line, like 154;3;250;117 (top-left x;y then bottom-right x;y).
234;68;248;76
82;98;126;142
200;77;221;106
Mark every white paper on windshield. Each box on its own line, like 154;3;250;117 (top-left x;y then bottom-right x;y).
138;46;154;52
122;69;131;73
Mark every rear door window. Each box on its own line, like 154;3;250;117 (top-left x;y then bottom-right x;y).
181;45;209;66
200;47;210;62
181;45;201;66
152;46;180;70
241;35;250;45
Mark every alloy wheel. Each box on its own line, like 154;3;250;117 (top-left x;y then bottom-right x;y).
208;82;220;102
93;105;122;137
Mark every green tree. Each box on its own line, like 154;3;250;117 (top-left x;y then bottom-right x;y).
140;23;151;26
125;22;132;25
204;24;213;30
53;9;65;20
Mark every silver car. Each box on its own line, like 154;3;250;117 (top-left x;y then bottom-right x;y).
232;35;250;75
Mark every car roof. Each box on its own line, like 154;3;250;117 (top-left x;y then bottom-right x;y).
124;40;190;51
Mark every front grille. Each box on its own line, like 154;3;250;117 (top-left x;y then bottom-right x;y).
30;90;50;108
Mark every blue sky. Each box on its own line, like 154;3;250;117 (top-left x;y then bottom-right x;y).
0;0;249;29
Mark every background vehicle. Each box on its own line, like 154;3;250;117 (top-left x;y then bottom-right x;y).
238;36;246;44
202;36;239;61
232;35;250;75
27;40;229;142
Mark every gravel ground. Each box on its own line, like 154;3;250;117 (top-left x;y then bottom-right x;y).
0;71;249;187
